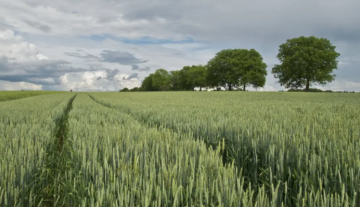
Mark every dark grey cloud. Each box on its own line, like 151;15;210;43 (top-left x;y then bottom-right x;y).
104;68;120;80
0;17;15;30
95;15;120;23
96;69;121;81
138;67;150;72
122;5;182;22
0;75;61;85
131;64;139;70
24;20;51;33
100;50;147;65
64;52;83;57
64;52;99;60
64;50;148;66
122;73;138;80
131;64;150;72
0;56;69;73
0;56;98;85
0;56;13;72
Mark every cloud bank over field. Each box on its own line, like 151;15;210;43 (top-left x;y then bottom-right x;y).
0;0;359;91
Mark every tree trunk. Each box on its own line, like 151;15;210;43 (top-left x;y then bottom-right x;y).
228;84;232;91
305;80;310;92
243;83;246;91
200;87;202;91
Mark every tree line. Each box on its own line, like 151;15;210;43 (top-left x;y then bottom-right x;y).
120;36;341;92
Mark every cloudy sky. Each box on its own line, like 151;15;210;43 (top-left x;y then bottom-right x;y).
0;0;359;91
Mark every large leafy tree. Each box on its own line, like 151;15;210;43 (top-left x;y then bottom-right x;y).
178;66;194;90
238;49;268;91
152;69;171;91
141;74;155;91
272;36;340;91
206;49;267;91
169;70;181;91
187;65;207;91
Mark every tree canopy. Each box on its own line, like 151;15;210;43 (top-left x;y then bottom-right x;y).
178;66;194;91
272;36;340;91
187;65;207;91
168;66;207;91
152;69;171;91
169;70;181;91
119;87;129;92
141;74;155;91
138;50;268;92
206;49;267;91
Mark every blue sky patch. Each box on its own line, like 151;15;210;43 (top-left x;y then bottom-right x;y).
79;34;109;42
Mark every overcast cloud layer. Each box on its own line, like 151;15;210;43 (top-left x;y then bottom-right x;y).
0;0;359;91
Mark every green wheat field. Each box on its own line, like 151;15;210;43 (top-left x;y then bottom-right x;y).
0;91;359;207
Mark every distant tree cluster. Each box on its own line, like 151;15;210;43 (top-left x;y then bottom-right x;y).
128;49;268;92
119;87;140;92
287;88;324;92
121;36;341;92
140;65;209;91
279;89;356;93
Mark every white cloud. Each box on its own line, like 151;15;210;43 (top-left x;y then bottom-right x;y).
314;80;360;92
28;77;56;84
0;30;45;62
36;53;48;60
0;80;42;90
256;85;279;92
57;71;140;91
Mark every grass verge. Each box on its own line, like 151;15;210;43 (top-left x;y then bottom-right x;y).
0;91;64;102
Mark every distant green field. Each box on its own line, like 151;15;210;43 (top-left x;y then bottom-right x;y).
1;92;359;206
0;91;63;102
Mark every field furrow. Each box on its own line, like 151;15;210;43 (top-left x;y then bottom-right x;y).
32;94;77;207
